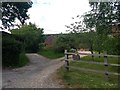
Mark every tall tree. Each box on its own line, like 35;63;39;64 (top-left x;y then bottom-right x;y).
65;15;87;33
0;1;33;29
83;2;120;54
83;2;120;35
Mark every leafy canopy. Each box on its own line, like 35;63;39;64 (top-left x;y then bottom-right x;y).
83;2;120;35
1;1;33;29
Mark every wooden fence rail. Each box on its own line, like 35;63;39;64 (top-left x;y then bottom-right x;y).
70;60;120;67
64;50;120;80
66;52;120;57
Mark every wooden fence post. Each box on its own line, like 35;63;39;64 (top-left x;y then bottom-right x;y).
64;50;69;71
104;51;108;80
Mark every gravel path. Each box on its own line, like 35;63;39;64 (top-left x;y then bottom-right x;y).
2;53;65;88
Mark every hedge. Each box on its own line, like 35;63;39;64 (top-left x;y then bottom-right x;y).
2;32;22;67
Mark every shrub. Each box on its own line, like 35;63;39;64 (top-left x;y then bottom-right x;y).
103;37;120;55
53;34;77;53
2;32;22;67
11;23;44;53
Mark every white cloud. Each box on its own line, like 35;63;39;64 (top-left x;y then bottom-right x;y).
27;0;91;34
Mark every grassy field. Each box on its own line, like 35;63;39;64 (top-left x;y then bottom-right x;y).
70;61;118;73
38;48;64;59
57;56;119;88
80;56;119;64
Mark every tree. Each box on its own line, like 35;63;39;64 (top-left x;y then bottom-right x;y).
11;23;44;52
1;1;33;29
83;2;120;35
83;2;120;55
53;34;79;52
65;15;87;33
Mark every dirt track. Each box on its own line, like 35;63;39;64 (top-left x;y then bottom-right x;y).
2;53;64;88
2;51;91;88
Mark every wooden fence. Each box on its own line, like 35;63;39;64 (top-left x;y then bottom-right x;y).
64;50;120;79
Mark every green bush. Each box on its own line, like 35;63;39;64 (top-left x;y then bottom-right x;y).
2;32;22;67
103;37;120;55
53;34;77;53
11;23;44;53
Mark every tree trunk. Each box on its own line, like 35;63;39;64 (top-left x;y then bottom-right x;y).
91;51;94;61
99;51;100;58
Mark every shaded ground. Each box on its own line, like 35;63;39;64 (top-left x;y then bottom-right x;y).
2;53;64;88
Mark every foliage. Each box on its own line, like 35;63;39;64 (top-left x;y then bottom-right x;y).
102;36;120;55
53;34;79;52
53;32;98;53
2;32;22;67
83;2;120;54
65;15;86;33
64;2;120;55
11;23;44;53
84;2;120;35
53;31;119;55
79;32;96;52
1;1;33;29
93;34;106;54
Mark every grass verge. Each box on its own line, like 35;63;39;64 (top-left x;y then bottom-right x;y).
38;48;64;59
57;56;119;88
18;53;29;67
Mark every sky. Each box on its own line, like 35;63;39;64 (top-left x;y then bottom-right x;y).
27;0;91;34
0;0;91;34
27;0;90;34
